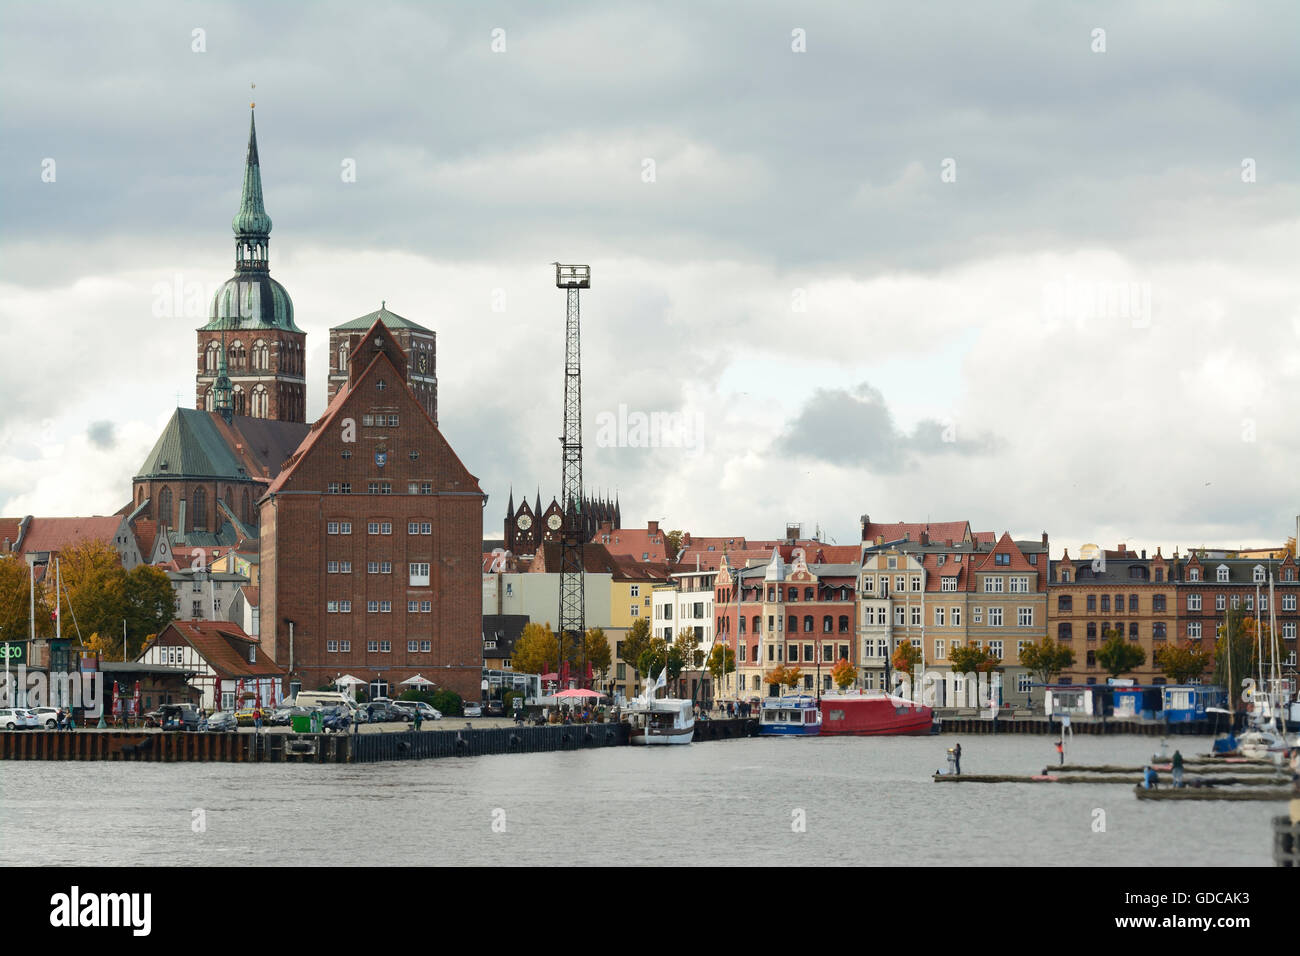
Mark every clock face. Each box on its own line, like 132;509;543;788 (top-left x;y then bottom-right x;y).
547;514;563;531
517;514;532;531
417;353;428;373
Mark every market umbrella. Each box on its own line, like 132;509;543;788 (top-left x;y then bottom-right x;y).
555;688;603;699
400;674;436;688
133;681;142;719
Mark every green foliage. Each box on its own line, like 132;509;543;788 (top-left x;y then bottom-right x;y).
1096;629;1146;678
1018;637;1075;686
1156;641;1213;685
124;564;176;640
949;644;998;676
622;617;653;678
583;627;612;679
707;644;736;685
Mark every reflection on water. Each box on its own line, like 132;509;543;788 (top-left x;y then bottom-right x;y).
0;735;1274;866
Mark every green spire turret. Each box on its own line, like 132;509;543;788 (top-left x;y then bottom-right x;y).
214;331;234;422
232;108;272;271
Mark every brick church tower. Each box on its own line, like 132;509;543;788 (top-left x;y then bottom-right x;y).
195;107;307;423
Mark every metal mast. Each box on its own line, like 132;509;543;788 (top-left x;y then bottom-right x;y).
555;263;590;687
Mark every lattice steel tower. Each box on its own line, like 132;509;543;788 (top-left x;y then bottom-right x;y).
555;263;590;684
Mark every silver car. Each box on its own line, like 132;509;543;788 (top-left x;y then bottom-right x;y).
204;711;239;732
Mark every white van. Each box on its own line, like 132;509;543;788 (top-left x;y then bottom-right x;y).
293;691;356;713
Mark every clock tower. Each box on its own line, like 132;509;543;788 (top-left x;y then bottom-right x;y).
329;303;437;425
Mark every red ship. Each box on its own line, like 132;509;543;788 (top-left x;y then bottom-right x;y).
818;692;934;736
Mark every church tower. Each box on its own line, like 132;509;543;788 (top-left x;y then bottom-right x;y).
329;303;437;425
196;106;307;422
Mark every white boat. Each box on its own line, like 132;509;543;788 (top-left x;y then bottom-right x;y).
625;697;694;746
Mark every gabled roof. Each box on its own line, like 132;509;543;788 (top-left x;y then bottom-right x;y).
973;533;1036;573
862;519;972;546
17;516;127;559
136;408;309;483
131;519;159;557
157;620;284;680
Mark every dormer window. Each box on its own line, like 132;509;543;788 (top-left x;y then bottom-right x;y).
1217;565;1229;583
1189;568;1200;582
1253;565;1265;583
249;645;256;663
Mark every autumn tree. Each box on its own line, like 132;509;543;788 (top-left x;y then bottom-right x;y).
1155;641;1213;685
58;540;129;647
830;657;858;692
0;555;53;651
511;622;560;674
891;641;921;677
1096;628;1146;679
583;627;612;685
1215;607;1260;711
763;664;804;694
707;643;736;695
674;628;703;671
1018;637;1076;705
622;617;653;682
124;564;176;646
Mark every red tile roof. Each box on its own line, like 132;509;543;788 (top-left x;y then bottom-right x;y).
0;518;23;551
594;528;670;563
159;620;284;680
862;520;972;546
131;519;158;558
18;516;127;560
240;586;259;608
973;532;1036;573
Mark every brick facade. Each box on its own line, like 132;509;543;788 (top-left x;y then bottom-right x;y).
259;318;484;701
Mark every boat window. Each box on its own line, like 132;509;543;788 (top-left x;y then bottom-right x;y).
829;710;844;721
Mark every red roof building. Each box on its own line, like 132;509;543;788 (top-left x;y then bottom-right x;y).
142;620;286;712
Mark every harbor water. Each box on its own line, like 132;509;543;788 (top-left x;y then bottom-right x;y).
0;734;1276;866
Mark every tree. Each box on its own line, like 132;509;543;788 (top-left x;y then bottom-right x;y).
622;617;653;682
1215;607;1261;712
674;628;703;671
59;540;129;649
707;643;736;695
830;657;858;691
511;622;559;674
1155;641;1213;685
763;664;804;694
949;643;997;677
1095;629;1146;679
583;627;612;685
0;555;53;650
891;641;920;678
124;564;176;645
1018;637;1076;707
663;529;685;563
639;636;669;682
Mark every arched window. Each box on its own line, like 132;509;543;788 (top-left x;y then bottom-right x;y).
751;615;761;634
232;385;245;417
821;615;832;633
204;387;214;411
252;340;269;371
205;342;221;372
337;344;348;374
192;488;207;532
804;615;814;633
228;340;245;369
157;487;173;528
241;489;251;526
251;385;269;419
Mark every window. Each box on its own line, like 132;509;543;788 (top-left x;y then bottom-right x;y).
1058;623;1072;640
973;607;983;624
630;606;639;617
1129;594;1138;612
1113;594;1123;614
382;522;392;534
895;575;905;592
1086;622;1096;639
368;641;378;652
421;641;431;653
1018;607;1033;627
1253;566;1266;583
1010;576;1029;593
408;641;419;653
994;553;1010;566
894;606;906;626
1187;622;1202;639
1153;622;1166;639
191;600;202;618
420;481;432;494
368;601;379;613
951;607;961;627
910;576;921;592
410;451;421;462
380;642;391;653
984;577;1004;593
340;562;351;573
408;601;419;613
1188;594;1201;611
1129;622;1138;640
631;585;640;598
1152;595;1166;612
368;522;380;535
368;561;380;574
421;601;431;613
327;522;340;534
909;606;921;626
1215;593;1225;610
1086;595;1096;612
327;561;339;573
420;522;431;534
1189;568;1200;582
934;639;946;659
327;640;339;653
988;640;1003;660
380;601;391;613
988;607;1004;626
1058;595;1072;612
340;640;350;652
935;607;945;626
328;482;340;494
341;449;352;460
408;521;420;534
409;562;430;586
327;601;340;613
941;576;957;592
1283;594;1297;612
1060;570;1071;583
862;576;874;594
1100;596;1110;612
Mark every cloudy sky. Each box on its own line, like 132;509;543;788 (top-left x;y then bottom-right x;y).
2;0;1297;556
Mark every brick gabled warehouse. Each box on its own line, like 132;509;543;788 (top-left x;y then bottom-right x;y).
259;318;485;701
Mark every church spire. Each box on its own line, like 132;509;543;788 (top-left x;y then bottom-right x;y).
233;106;272;272
506;486;514;519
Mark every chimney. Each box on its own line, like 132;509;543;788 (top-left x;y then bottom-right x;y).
1141;549;1147;559
648;520;659;535
1117;543;1127;555
1042;532;1048;547
919;532;930;546
945;539;953;547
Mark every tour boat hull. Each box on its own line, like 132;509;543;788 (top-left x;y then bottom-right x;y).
818;693;934;736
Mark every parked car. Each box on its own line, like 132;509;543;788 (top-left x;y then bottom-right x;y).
321;706;352;733
30;707;62;729
145;703;201;731
463;702;482;718
205;711;238;732
234;705;273;726
486;699;505;717
0;708;29;730
13;708;40;729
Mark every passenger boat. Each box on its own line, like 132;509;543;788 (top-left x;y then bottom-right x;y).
818;691;934;736
758;694;822;736
625;697;694;746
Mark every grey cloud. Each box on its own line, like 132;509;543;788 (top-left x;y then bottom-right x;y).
773;383;1001;471
86;420;116;449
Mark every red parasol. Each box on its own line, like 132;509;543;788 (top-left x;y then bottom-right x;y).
112;681;121;721
132;681;141;718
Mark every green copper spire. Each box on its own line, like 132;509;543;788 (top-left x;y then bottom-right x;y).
232;108;272;271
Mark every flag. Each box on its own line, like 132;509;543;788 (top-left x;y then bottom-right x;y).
651;666;667;698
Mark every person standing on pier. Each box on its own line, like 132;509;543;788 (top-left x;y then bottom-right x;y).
1172;749;1185;788
1055;739;1064;766
953;742;962;774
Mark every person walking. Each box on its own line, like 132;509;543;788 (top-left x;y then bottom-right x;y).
1055;738;1065;766
1172;749;1185;788
413;707;423;732
253;705;263;732
952;742;962;774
